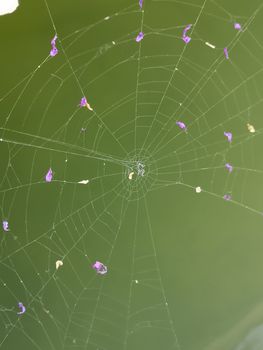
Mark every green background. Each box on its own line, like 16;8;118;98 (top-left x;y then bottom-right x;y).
1;0;263;349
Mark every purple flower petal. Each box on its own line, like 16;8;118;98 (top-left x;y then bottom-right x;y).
223;194;232;201
50;47;58;57
2;221;9;231
182;36;191;44
234;23;241;30
93;261;101;269
136;32;144;42
51;35;57;47
50;35;58;57
224;131;232;143
79;97;93;111
176;121;187;131
139;0;143;8
183;24;192;36
79;97;87;107
45;168;53;182
182;24;192;43
92;261;107;275
224;47;229;59
17;302;26;315
225;163;233;172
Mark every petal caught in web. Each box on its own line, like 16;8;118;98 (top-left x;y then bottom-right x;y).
17;302;26;315
182;24;192;44
79;97;93;111
234;23;241;30
2;221;9;231
50;34;58;57
128;172;134;180
92;261;108;275
56;260;63;270
176;121;187;131
182;24;191;36
225;163;233;172
51;35;57;47
182;36;191;44
136;32;144;42
247;123;255;133
45;168;53;182
78;180;89;184
223;194;232;201
80;97;87;107
224;47;229;59
224;131;232;143
205;42;216;49
139;0;143;8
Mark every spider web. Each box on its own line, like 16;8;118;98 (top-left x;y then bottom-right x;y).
1;0;263;349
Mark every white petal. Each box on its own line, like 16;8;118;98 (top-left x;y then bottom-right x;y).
195;186;202;193
78;180;89;184
56;260;63;270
